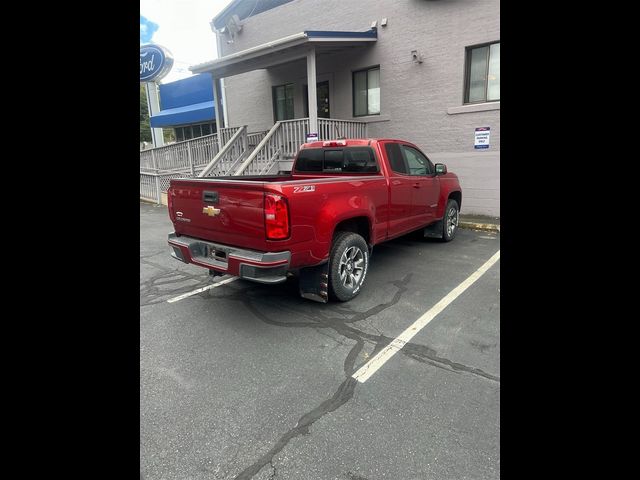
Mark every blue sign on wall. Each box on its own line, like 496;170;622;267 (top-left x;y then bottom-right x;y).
140;44;174;83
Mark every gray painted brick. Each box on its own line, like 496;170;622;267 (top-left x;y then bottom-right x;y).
219;0;500;216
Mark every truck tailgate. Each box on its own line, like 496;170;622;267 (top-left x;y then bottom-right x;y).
168;178;268;252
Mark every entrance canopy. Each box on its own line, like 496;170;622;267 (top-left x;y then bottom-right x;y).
190;28;377;77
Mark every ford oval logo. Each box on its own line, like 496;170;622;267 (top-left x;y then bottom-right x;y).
140;44;174;83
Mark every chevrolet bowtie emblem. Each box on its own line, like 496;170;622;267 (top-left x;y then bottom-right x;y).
202;206;221;217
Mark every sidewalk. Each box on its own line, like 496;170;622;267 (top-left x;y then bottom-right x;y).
459;214;500;233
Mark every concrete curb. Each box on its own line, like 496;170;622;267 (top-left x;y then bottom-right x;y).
459;222;500;233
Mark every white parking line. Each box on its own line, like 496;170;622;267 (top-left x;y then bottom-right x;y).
352;250;500;383
167;276;239;303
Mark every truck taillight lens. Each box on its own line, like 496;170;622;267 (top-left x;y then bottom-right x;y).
167;187;175;221
264;193;290;240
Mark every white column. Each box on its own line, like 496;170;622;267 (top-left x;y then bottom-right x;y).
145;82;164;148
212;76;223;150
215;31;229;128
306;48;318;135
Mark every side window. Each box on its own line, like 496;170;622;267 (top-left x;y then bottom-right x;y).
400;145;433;175
384;143;407;174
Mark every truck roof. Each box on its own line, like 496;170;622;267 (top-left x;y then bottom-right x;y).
301;138;411;149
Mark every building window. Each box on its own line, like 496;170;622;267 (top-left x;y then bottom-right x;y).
174;122;218;142
272;83;295;121
353;66;380;117
465;42;500;104
183;126;193;140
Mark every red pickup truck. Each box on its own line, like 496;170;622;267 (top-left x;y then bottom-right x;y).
167;138;462;302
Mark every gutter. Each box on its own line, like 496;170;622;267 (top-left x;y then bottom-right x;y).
190;32;308;73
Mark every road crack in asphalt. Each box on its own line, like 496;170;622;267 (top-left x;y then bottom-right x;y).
139;267;209;307
228;276;411;479
199;274;498;478
267;460;277;480
233;377;357;480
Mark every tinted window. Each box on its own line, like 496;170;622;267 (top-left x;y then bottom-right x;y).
401;145;434;175
385;143;407;174
401;146;426;175
295;147;378;173
295;148;323;172
343;148;377;172
324;150;343;171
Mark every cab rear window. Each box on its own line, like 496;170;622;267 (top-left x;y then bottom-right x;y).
294;147;379;173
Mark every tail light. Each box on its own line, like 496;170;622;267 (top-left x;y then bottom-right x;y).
167;187;175;222
264;193;290;240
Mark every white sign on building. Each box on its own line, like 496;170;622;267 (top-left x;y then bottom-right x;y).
474;127;490;149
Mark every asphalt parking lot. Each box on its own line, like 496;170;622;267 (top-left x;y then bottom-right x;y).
140;201;500;480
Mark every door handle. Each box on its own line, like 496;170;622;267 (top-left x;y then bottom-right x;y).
412;183;420;188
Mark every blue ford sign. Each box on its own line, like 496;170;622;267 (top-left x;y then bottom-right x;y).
140;44;174;83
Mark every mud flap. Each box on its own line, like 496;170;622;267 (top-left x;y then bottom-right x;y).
299;262;329;303
423;220;444;239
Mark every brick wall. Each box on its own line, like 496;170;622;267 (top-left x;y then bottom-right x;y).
219;0;500;216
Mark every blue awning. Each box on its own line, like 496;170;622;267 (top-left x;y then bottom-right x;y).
150;101;215;128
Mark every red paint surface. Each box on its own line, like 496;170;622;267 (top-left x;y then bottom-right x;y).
168;139;462;272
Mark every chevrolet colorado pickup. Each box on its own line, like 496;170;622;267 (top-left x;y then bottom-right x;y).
167;138;462;302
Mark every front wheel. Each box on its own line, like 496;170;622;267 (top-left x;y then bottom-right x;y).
441;199;459;242
328;232;369;301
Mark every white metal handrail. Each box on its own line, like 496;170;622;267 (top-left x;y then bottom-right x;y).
199;126;247;177
234;118;367;176
234;121;283;176
248;131;269;148
141;118;368;203
318;118;367;140
139;133;220;173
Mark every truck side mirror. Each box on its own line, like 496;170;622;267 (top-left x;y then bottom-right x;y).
435;163;447;175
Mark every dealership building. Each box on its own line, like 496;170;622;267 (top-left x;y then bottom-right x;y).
144;0;499;216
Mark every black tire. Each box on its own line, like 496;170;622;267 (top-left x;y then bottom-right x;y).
328;232;370;302
441;199;460;242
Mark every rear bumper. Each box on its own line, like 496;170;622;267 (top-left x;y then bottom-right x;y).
168;233;290;284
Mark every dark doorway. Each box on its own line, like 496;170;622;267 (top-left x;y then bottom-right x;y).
304;81;330;118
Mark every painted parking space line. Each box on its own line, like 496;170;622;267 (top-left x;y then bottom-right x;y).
167;276;239;303
352;250;500;383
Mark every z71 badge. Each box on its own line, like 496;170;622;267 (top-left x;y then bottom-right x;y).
293;185;315;193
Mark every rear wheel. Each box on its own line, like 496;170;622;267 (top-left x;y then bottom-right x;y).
441;199;459;242
328;232;369;301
